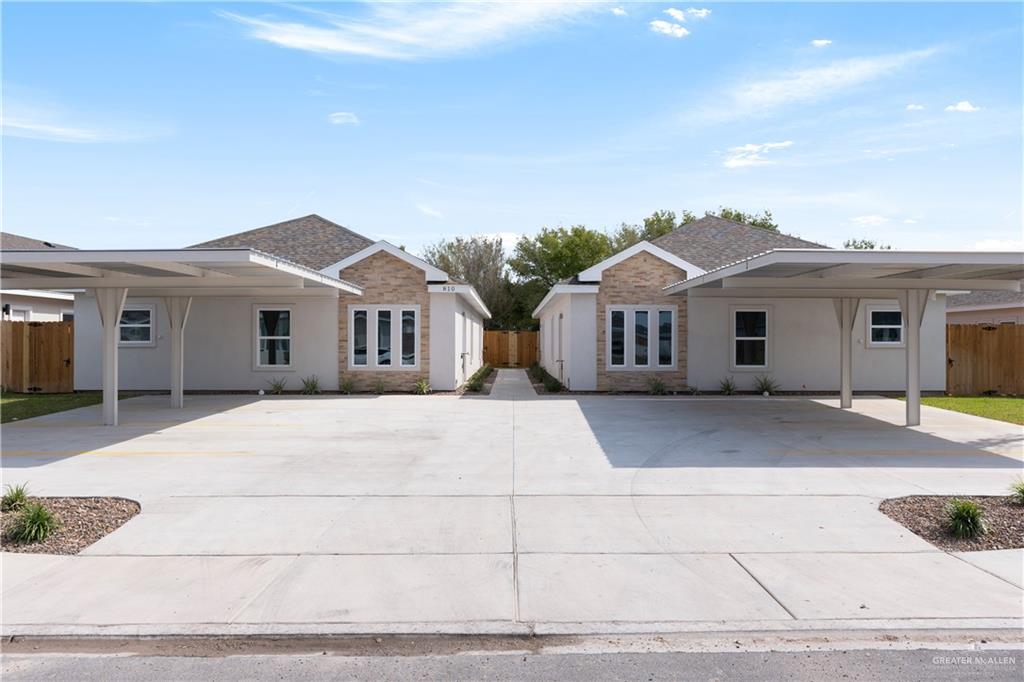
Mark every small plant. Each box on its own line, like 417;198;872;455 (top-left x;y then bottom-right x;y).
465;364;493;392
688;386;701;396
606;382;620;395
648;376;667;396
945;499;988;539
1010;478;1024;505
719;377;737;395
339;377;355;395
300;375;321;395
266;377;288;395
8;502;58;544
413;378;431;395
2;483;29;512
374;378;386;395
543;375;562;393
754;374;779;396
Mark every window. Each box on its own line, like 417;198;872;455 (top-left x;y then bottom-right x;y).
868;307;903;347
61;309;74;322
119;305;154;346
256;308;291;367
349;305;419;369
9;307;31;322
733;309;767;368
607;306;675;370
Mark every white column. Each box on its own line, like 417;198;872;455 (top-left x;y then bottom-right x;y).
93;287;128;426
164;297;193;408
901;289;927;427
838;297;859;409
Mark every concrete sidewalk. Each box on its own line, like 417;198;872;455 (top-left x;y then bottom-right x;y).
487;368;536;400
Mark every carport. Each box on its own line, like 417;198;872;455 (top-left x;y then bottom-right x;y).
664;249;1023;426
0;249;362;425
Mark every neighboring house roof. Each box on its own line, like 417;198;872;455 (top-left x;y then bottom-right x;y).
189;214;374;271
651;215;827;271
320;241;450;283
947;284;1024;310
1;232;75;250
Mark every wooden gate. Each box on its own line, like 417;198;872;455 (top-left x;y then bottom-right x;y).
946;323;1023;396
1;321;74;393
483;330;539;368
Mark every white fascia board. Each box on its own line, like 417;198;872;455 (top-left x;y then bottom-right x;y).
532;284;600;318
576;241;706;283
247;251;362;293
427;283;492;318
320;241;449;283
947;302;1024;313
1;289;75;300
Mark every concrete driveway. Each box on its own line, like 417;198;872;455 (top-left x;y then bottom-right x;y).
2;370;1022;635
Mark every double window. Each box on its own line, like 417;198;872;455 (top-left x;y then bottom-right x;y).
351;306;418;369
868;307;903;347
732;308;768;369
608;306;675;369
256;308;291;367
119;305;154;346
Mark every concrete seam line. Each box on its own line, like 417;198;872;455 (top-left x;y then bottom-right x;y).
511;391;521;624
946;552;1024;591
729;554;799;621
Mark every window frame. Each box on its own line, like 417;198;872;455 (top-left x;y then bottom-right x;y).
730;306;770;371
60;309;74;322
866;305;905;348
119;304;156;347
605;305;677;371
348;304;420;371
253;305;294;370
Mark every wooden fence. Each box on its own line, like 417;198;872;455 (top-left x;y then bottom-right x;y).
1;321;74;393
483;330;539;368
946;323;1022;396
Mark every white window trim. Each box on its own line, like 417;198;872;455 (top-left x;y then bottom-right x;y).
254;305;294;370
605;305;677;371
348;304;421;371
8;305;32;321
119;304;156;347
60;308;74;322
730;306;770;371
866;304;905;348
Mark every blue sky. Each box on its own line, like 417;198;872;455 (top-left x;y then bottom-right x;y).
3;2;1021;254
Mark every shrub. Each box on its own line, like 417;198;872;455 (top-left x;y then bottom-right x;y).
945;499;987;539
719;377;737;395
374;379;386;395
266;377;288;395
8;502;58;544
754;374;779;396
465;364;493;392
339;377;355;395
543;375;562;393
688;386;701;396
300;375;321;395
1010;478;1024;505
413;379;431;395
648;376;667;395
2;483;29;512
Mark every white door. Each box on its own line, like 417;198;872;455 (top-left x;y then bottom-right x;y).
460;312;468;383
557;313;564;383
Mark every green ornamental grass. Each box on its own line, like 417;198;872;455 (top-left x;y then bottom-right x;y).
9;502;58;544
1;483;29;512
945;499;987;539
1010;478;1024;505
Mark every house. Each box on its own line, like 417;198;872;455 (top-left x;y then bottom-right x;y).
0;233;76;321
71;215;489;394
534;215;954;397
946;285;1024;325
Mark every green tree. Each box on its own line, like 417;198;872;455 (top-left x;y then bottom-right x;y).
714;207;778;232
422;236;516;328
508;225;612;287
610;209;696;251
843;238;892;250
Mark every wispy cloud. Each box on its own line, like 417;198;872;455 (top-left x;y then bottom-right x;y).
416;203;444;219
664;8;686;22
810;39;832;48
686;8;712;19
649;20;689;38
610;7;627;17
945;100;980;112
905;103;925;111
327;111;360;125
850;215;890;227
219;2;597;61
722;140;794;168
1;117;159;143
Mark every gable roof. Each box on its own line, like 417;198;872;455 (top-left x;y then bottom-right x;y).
651;215;827;271
189;214;374;271
321;241;449;282
1;232;74;250
947;283;1024;310
576;241;706;282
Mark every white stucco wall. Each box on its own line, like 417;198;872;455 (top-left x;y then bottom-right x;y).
2;292;74;321
568;294;597;390
687;295;947;392
539;294;570;384
428;292;485;391
74;293;341;391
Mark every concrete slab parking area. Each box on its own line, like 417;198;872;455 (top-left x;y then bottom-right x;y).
2;375;1022;635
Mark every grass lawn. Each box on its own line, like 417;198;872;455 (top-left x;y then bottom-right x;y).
1;392;114;424
908;396;1024;425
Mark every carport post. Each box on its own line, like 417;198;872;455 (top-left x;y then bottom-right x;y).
900;289;928;427
835;297;859;409
93;287;128;426
165;296;193;408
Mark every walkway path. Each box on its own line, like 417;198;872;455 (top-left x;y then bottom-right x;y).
487;368;537;400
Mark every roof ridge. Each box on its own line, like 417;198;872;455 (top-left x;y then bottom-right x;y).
189;214;373;248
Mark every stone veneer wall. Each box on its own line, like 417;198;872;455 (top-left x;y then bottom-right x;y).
338;251;430;392
595;251;688;392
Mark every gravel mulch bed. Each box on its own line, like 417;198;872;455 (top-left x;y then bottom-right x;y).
879;495;1024;552
1;497;140;555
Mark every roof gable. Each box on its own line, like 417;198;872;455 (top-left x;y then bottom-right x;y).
651;215;827;271
189;214;373;270
321;241;449;282
577;241;706;282
1;232;74;250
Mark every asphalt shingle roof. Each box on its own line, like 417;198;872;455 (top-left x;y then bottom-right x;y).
947;285;1024;309
651;215;827;271
189;214;374;271
1;232;74;250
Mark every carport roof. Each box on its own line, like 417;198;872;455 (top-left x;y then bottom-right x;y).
663;249;1024;297
0;248;364;296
